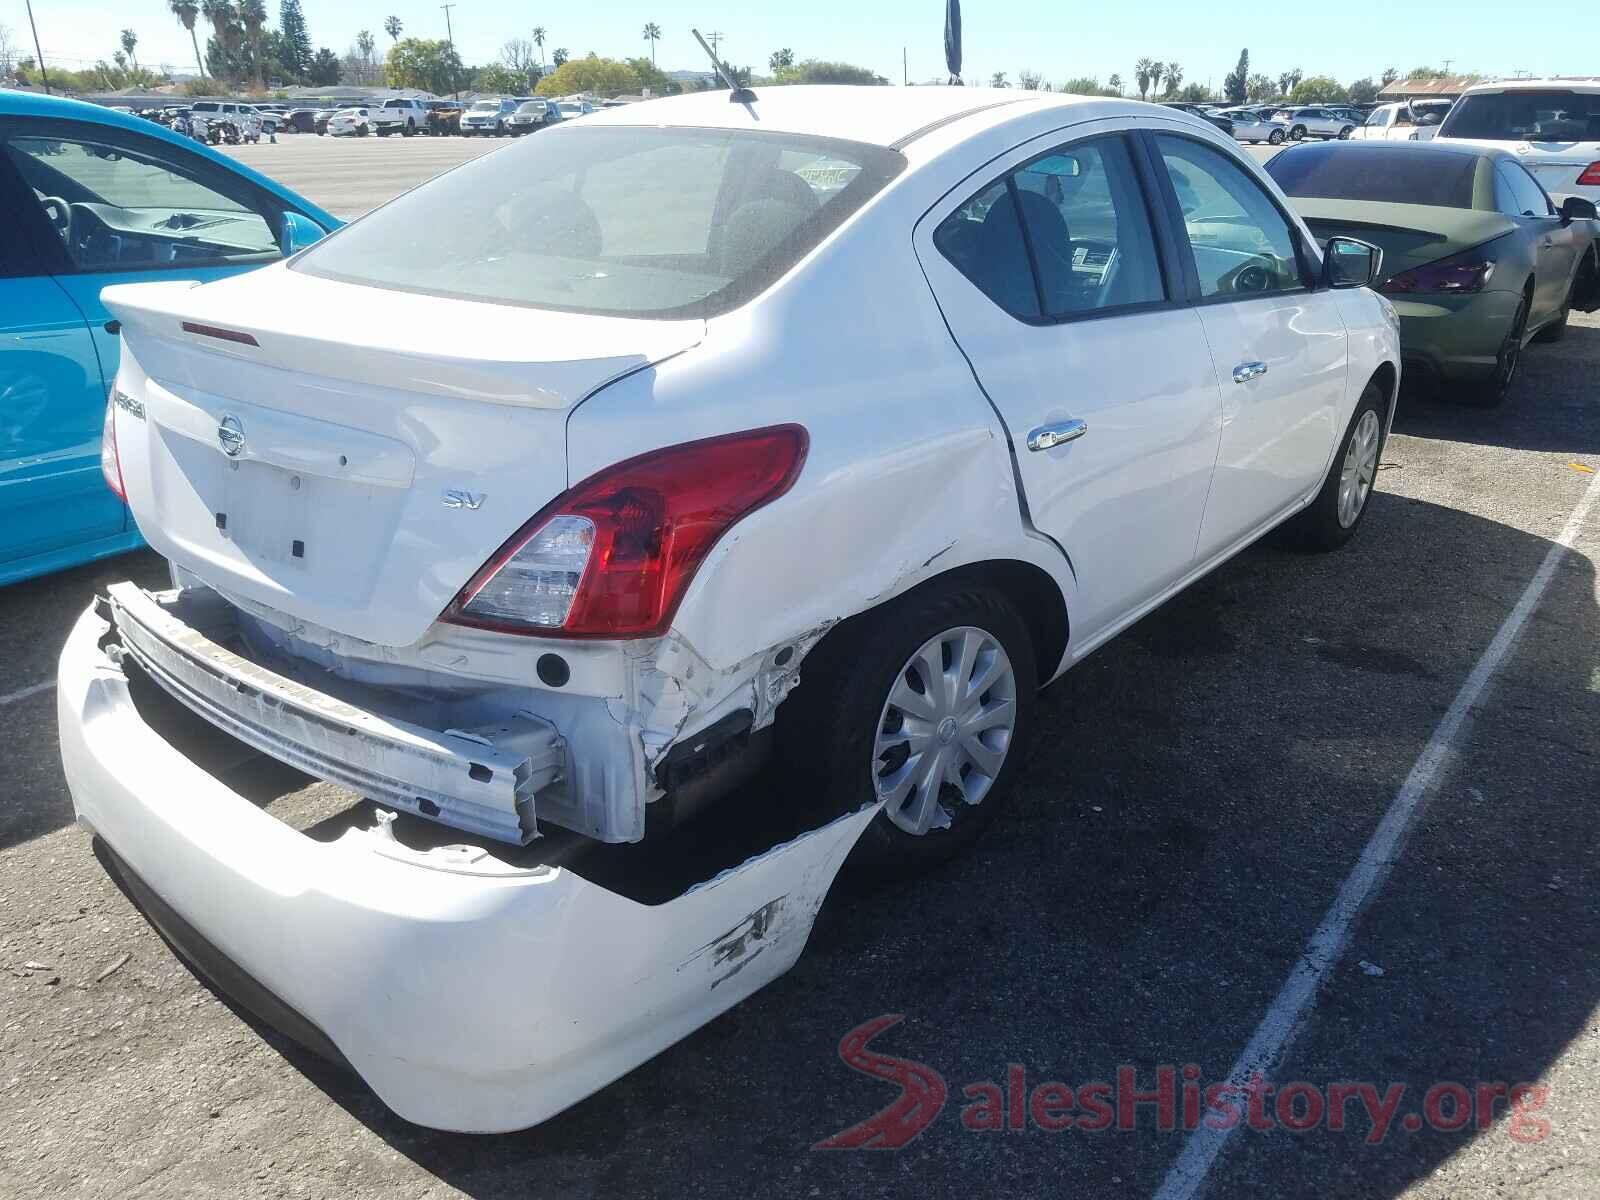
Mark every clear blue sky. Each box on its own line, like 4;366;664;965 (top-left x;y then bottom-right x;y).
3;0;1589;89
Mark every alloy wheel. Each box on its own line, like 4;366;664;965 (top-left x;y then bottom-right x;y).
873;626;1018;836
1337;409;1381;528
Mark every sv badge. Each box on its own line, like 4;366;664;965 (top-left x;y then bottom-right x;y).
442;489;486;510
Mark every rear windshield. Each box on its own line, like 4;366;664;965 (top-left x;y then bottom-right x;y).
294;125;904;318
1265;145;1479;209
1439;90;1600;142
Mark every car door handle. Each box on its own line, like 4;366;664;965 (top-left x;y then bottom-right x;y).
1026;419;1088;451
1541;237;1555;249
1232;361;1269;383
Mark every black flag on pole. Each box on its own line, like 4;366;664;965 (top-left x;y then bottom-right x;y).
944;0;963;84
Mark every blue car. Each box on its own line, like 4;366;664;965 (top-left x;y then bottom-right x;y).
0;91;338;586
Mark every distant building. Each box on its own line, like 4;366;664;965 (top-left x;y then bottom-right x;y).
666;69;715;89
1377;74;1486;101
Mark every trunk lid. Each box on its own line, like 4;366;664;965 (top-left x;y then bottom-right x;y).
1293;199;1518;286
1435;137;1600;194
102;267;704;648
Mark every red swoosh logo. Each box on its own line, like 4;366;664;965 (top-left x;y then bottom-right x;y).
814;1014;947;1149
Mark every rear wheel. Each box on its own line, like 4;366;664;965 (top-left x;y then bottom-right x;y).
776;581;1037;875
1338;125;1354;139
1461;291;1530;407
1285;381;1386;550
404;119;416;136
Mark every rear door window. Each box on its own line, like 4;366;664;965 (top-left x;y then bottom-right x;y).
1440;90;1600;142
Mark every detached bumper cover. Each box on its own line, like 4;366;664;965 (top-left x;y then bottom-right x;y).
58;602;876;1132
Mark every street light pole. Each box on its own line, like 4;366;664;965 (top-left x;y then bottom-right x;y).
440;3;459;101
23;0;51;94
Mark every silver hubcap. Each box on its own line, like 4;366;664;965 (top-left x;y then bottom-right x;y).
873;626;1018;836
1337;409;1381;528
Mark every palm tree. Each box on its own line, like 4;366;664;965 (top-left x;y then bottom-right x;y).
1107;72;1123;96
169;0;206;78
384;15;402;42
1149;61;1165;98
1163;62;1183;97
1134;57;1154;100
532;25;546;66
236;0;265;86
355;28;375;83
199;0;236;76
642;22;661;66
119;29;139;70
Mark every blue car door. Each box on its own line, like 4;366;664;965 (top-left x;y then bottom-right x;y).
2;118;300;396
0;154;124;570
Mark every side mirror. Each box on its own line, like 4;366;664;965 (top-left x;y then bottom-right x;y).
1322;235;1382;289
1557;194;1598;224
279;211;326;256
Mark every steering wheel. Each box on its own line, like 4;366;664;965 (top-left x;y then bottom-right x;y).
39;195;72;242
1224;258;1274;295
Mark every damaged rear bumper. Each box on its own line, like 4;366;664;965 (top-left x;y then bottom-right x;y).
58;601;877;1133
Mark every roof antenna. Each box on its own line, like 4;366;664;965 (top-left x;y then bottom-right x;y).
692;28;757;103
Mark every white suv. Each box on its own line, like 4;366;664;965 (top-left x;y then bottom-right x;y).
372;96;428;137
1435;80;1600;203
187;100;263;142
1270;106;1358;140
73;87;1398;1134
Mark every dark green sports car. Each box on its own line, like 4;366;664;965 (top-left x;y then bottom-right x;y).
1266;140;1600;405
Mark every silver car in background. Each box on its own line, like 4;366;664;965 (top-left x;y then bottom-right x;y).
509;99;559;134
1217;107;1289;144
1269;106;1359;140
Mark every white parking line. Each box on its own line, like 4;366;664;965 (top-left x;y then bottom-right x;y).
1155;466;1600;1200
0;680;56;706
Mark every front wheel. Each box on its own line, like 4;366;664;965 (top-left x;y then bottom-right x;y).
1268;128;1285;144
404;119;416;136
1284;381;1386;550
1338;125;1354;139
1291;125;1307;140
777;581;1037;875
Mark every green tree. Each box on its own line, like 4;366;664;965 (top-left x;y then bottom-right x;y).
1289;74;1348;104
768;58;887;85
989;70;1009;87
534;53;639;97
277;0;311;80
383;15;401;42
1017;69;1043;90
168;0;207;79
552;47;568;67
1177;82;1210;103
119;29;139;70
236;0;266;86
1107;72;1123;95
1060;76;1118;97
1246;72;1274;100
1161;62;1183;98
474;63;524;93
532;26;546;65
626;56;676;94
385;36;462;93
1134;57;1155;100
1223;48;1248;105
769;47;794;71
1277;68;1302;96
1380;66;1398;87
1405;65;1446;82
641;22;660;65
1149;61;1165;97
308;45;338;85
1348;77;1378;104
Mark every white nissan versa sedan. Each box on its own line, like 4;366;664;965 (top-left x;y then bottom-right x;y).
62;86;1399;1131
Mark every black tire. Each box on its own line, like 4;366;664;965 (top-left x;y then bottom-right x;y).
1268;128;1285;144
1291;124;1306;140
1284;380;1387;551
776;580;1037;876
404;119;416;136
1460;290;1530;407
1534;302;1570;344
1338;125;1354;139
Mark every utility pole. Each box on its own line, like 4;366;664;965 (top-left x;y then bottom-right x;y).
24;0;50;94
440;3;459;100
903;46;907;86
1441;59;1453;75
705;31;723;58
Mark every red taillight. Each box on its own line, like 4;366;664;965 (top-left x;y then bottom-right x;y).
1379;254;1495;296
100;396;126;500
1576;161;1600;187
443;425;808;639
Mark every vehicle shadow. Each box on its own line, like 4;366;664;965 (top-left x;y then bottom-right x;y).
1395;320;1600;455
0;548;168;854
205;489;1598;1199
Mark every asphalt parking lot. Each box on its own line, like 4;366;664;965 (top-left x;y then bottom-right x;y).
2;133;1598;1199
